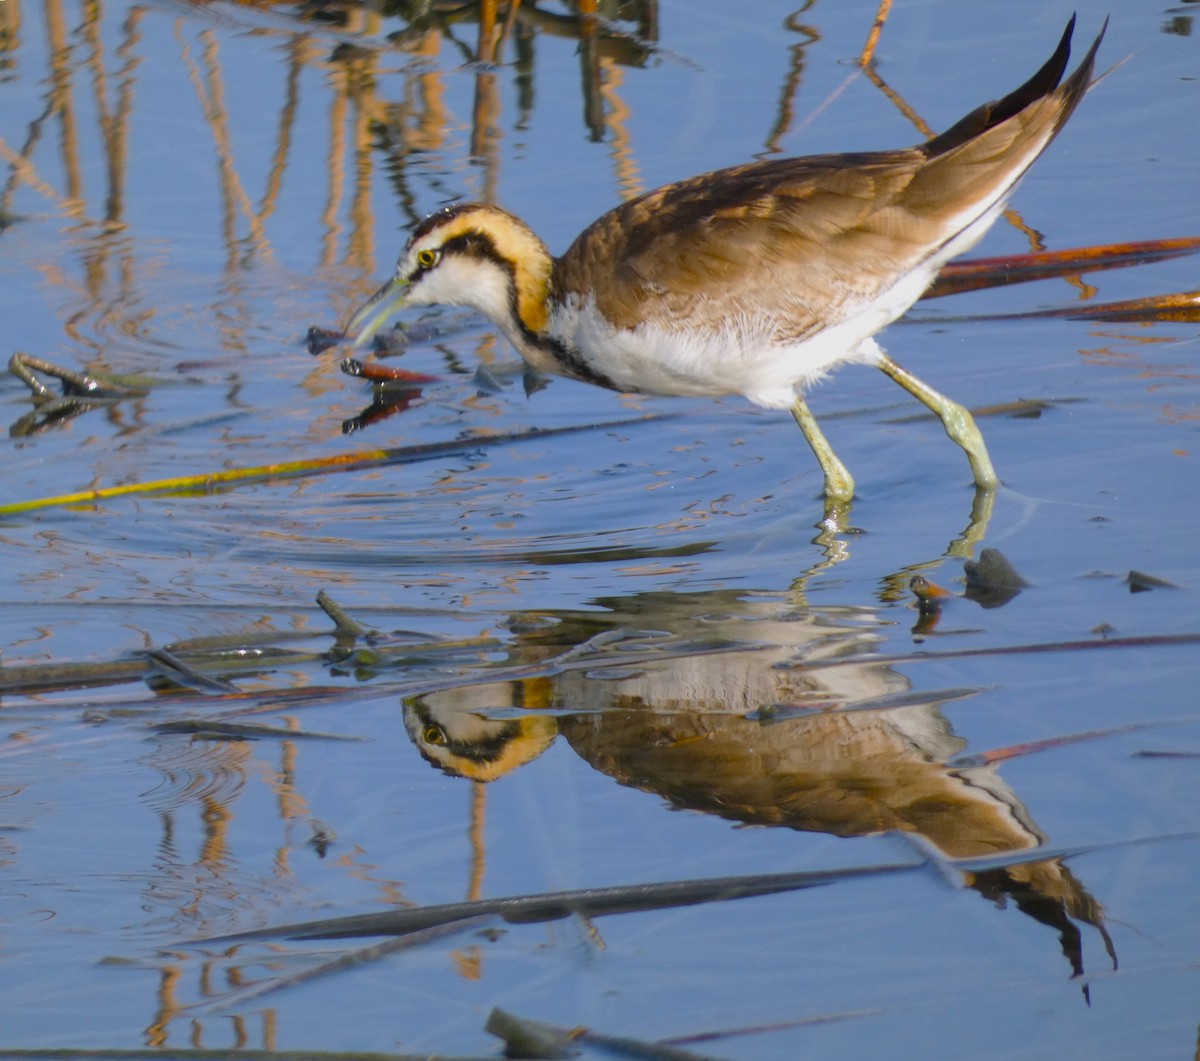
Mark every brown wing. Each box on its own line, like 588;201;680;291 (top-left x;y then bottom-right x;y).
554;152;928;338
553;17;1103;339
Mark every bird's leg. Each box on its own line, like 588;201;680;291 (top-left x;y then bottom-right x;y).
790;396;855;502
875;353;999;490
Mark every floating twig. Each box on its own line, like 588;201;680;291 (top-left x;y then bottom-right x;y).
191;860;925;944
928;235;1200;298
801;631;1200;670
0;413;674;516
151;719;365;742
191;919;490;1014
487;1007;720;1061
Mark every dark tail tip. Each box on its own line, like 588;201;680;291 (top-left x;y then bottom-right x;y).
926;15;1105;159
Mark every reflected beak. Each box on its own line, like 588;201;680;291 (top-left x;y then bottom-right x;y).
344;275;408;350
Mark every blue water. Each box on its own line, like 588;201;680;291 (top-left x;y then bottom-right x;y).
1;1;1198;1057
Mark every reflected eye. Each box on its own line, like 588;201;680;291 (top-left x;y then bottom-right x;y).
422;723;447;746
415;247;439;270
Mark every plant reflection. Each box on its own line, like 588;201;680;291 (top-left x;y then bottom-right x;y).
404;588;1114;982
3;0;1190;479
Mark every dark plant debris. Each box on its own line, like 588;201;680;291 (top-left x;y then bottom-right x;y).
1127;570;1179;593
963;548;1028;609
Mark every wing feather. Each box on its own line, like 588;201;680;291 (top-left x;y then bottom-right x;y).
551;18;1104;344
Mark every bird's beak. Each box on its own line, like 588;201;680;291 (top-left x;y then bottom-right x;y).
344;275;408;350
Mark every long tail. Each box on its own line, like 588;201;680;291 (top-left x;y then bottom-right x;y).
925;15;1107;161
897;17;1106;256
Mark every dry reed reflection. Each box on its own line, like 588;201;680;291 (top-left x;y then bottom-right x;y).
0;0;1187;462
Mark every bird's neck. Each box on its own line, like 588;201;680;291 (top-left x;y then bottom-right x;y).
467;234;563;375
458;220;619;390
493;244;584;378
508;241;553;340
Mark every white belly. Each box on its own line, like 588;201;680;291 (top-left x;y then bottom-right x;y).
546;261;938;410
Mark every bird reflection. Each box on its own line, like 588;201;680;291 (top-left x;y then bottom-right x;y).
402;589;1113;983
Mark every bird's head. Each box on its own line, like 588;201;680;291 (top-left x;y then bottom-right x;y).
401;697;559;782
344;203;554;351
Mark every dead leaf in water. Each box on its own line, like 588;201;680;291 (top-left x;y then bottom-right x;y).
963;548;1028;609
1127;570;1180;593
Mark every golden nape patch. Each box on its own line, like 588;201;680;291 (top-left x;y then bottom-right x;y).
437;206;554;336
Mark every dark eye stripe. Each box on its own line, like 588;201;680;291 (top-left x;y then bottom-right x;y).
409;226;619;393
441;230;506;265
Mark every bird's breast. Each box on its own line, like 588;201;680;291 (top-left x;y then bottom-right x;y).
543;281;917;409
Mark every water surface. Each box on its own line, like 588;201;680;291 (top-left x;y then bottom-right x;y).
1;1;1198;1057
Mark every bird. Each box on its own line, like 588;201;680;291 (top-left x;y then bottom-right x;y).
344;17;1105;503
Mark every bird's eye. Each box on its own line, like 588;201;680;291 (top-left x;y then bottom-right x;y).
415;247;439;270
422;723;447;746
